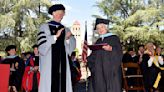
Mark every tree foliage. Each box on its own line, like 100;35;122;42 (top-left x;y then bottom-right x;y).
95;0;164;50
0;0;52;52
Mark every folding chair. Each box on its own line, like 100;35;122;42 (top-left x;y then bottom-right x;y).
121;62;146;92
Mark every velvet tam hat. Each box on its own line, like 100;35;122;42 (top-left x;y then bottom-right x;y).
48;4;65;15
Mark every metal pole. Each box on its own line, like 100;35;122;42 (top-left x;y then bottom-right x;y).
85;21;88;92
85;62;88;92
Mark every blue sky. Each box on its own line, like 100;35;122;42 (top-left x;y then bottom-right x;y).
51;0;106;41
52;0;104;25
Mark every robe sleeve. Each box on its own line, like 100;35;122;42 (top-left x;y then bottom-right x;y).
38;24;57;56
87;51;96;72
141;54;150;72
110;36;123;67
65;28;76;56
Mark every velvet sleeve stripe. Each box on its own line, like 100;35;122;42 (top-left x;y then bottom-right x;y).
38;40;47;47
37;36;46;41
38;31;46;42
38;36;47;45
38;32;45;36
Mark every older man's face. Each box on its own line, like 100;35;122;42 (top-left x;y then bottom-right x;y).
52;10;65;22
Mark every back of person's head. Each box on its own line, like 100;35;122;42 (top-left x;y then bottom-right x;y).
138;45;144;49
128;47;134;52
32;44;38;49
71;51;76;57
24;52;32;59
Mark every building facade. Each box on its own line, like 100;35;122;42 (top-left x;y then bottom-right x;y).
70;21;82;56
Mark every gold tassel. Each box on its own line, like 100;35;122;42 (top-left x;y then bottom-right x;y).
152;56;164;88
153;73;161;88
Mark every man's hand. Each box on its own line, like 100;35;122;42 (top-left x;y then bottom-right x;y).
15;62;19;69
66;31;72;40
56;28;64;38
33;66;39;71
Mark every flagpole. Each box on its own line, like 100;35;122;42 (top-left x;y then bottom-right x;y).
85;21;88;92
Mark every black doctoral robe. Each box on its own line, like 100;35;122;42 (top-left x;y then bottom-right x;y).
87;35;123;92
49;21;67;92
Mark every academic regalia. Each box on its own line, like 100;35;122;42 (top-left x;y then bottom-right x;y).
132;55;139;63
122;51;139;87
33;56;39;66
70;59;81;86
158;55;164;91
32;55;39;92
22;55;40;92
38;20;76;92
122;52;133;63
141;54;161;91
2;55;25;91
87;34;123;92
122;48;139;63
158;70;164;92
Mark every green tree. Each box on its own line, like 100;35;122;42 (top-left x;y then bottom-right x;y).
0;0;52;53
95;0;164;50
